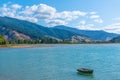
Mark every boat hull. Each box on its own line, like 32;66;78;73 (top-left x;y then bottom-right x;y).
77;68;93;74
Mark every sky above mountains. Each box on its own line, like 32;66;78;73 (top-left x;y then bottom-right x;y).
0;0;120;34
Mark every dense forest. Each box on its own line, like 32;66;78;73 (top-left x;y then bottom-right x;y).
0;34;72;44
9;37;59;44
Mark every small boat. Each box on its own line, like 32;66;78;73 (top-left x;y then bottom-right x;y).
77;68;93;74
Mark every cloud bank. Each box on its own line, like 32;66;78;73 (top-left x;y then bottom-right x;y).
0;3;87;26
103;23;120;34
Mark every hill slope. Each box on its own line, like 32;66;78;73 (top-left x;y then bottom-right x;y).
0;16;89;41
110;36;120;43
53;25;119;41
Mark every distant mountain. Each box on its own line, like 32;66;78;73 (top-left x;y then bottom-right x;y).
53;25;119;41
0;16;89;42
1;16;118;42
110;36;120;43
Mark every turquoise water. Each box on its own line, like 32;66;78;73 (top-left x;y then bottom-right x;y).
0;44;120;80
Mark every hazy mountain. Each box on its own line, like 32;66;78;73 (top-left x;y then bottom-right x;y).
53;25;119;41
110;36;120;43
0;16;89;41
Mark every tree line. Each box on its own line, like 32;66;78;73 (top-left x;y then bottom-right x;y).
0;34;114;45
0;34;61;45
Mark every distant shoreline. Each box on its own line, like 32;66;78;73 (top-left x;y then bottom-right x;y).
0;44;32;48
0;43;120;48
0;44;56;48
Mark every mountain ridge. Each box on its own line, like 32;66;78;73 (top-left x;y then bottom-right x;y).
0;16;119;42
0;16;90;42
110;36;120;43
53;25;119;41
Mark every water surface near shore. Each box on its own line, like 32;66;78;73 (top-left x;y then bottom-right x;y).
0;44;120;80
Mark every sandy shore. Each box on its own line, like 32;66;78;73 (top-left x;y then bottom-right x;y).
0;44;31;48
0;44;56;48
0;43;119;48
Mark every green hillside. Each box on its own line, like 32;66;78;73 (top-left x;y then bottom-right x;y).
0;16;87;41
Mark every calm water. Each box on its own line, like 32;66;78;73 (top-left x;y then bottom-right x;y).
0;44;120;80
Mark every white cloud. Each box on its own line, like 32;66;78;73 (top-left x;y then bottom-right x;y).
103;23;120;33
46;19;67;26
46;11;87;26
76;24;97;30
0;3;87;26
76;21;120;34
113;17;120;20
22;4;56;18
90;15;100;19
0;3;21;17
90;12;97;15
79;20;86;25
94;19;103;23
75;20;98;30
89;12;103;24
54;11;86;20
15;16;38;22
11;4;22;10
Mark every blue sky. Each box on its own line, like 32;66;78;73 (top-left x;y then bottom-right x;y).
0;0;120;33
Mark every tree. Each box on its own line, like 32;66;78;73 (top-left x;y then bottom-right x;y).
0;34;5;45
41;37;58;44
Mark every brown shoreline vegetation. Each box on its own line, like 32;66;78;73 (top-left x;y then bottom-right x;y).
0;44;56;48
0;43;120;48
0;44;32;48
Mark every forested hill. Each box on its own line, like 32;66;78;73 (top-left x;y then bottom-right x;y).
0;16;119;43
110;36;120;43
53;25;119;41
0;16;89;41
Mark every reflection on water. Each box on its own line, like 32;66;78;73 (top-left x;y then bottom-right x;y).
77;72;94;78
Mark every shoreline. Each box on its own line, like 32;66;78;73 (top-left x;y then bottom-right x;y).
0;43;120;48
0;44;56;48
0;44;32;48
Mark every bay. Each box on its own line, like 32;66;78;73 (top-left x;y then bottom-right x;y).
0;44;120;80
